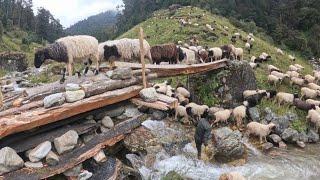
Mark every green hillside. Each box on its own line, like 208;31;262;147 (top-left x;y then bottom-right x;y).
120;6;314;131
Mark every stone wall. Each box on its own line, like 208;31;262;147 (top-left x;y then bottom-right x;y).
0;52;28;72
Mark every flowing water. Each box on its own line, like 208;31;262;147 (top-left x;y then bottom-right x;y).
139;120;320;180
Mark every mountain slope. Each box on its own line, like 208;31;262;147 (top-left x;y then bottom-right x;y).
66;11;117;41
119;6;314;131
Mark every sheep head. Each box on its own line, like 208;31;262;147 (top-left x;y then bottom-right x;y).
34;48;47;68
268;122;276;131
104;45;120;61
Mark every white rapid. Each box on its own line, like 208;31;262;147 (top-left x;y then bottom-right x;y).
139;120;320;180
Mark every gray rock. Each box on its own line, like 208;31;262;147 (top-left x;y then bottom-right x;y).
264;108;276;122
65;90;85;103
278;141;287;149
100;126;109;133
85;115;94;121
151;110;167;120
44;93;65;108
78;170;93;180
123;106;141;118
248;107;260;122
262;142;274;151
213;127;245;162
307;129;319;143
28;141;52;162
54;130;79;155
298;132;309;143
139;88;158;102
272;117;291;135
24;161;43;168
94;106;125;120
126;154;144;170
93;150;107;163
296;141;306;148
101;116;114;128
111;67;133;80
46;151;59;166
82;119;96;124
281;128;299;143
65;83;81;91
106;70;113;78
268;134;282;144
63;163;82;177
0;147;24;175
82;133;95;143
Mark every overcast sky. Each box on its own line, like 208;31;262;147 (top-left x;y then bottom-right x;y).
33;0;123;28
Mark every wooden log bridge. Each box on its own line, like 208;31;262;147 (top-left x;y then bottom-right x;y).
101;59;228;77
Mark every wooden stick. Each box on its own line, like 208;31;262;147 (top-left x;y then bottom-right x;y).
139;27;147;88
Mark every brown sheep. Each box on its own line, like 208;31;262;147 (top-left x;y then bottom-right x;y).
151;43;182;64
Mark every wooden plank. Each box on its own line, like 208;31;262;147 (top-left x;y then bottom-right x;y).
157;94;178;109
100;59;228;77
139;27;147;88
0;85;143;139
3;116;142;180
131;98;170;111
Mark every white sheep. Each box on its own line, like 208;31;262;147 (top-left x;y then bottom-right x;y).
246;122;276;143
166;85;175;97
176;87;190;98
234;32;240;37
213;109;233;124
286;71;300;78
290;77;306;86
186;103;209;120
233;105;246;128
234;48;244;61
175;105;189;124
34;35;100;77
305;74;316;83
276;48;284;55
289;55;296;61
306;99;320;106
276;92;298;105
245;43;251;53
189;46;198;52
294;64;304;70
154;84;167;94
176;93;189;105
271;71;289;80
209;106;224;116
102;38;152;63
301;87;320;99
306;109;320;132
268;74;281;85
180;47;197;65
208;47;223;61
308;83;320;91
289;65;300;72
268;65;281;73
243;90;259;98
249;62;259;69
250;56;256;62
313;70;320;83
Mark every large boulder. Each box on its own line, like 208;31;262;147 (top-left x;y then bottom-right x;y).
213;127;245;162
44;93;65;108
0;52;28;72
65;90;85;103
281;128;299;143
54;130;79;154
111;67;133;80
28;141;52;162
248;107;260;122
0;147;24;175
268;134;282;144
139;88;158;102
124;127;158;153
307;129;319;143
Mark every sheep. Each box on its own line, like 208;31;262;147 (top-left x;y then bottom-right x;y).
268;74;281;85
233;105;247;128
249;62;259;69
246;122;276;143
243;91;273;107
176;87;190;98
268;65;281;73
186;103;209;120
234;33;241;37
294;64;304;70
198;49;209;63
180;47;197;65
231;35;237;44
154;84;167;94
289;55;296;61
206;24;214;31
301;87;320;99
250;56;256;62
276;48;284;55
306;109;320;132
150;43;181;64
213;109;233;124
308;83;320;90
275;92;299;105
271;71;289;80
166;85;175;97
188;46;198;52
103;38;152;63
0;88;2;108
175;105;189;124
208;106;224;116
286;71;300;78
248;33;254;38
305;74;316;83
245;43;251;54
234;48;244;61
289;65;300;72
208;47;223;62
293;98;315;111
243;90;260;99
221;44;235;59
175;93;190;106
313;70;320;83
219;172;246;180
306;99;320;106
197;46;203;51
290;77;306;86
34;35;100;81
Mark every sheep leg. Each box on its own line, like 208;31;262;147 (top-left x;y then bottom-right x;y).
67;63;73;77
259;136;263;144
60;68;67;84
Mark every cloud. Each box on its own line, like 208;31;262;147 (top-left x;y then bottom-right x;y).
33;0;123;28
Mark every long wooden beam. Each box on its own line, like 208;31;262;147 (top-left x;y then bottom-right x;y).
2;116;142;180
0;85;143;139
100;59;228;77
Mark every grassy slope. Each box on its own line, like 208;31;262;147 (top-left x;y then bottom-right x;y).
119;7;314;132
